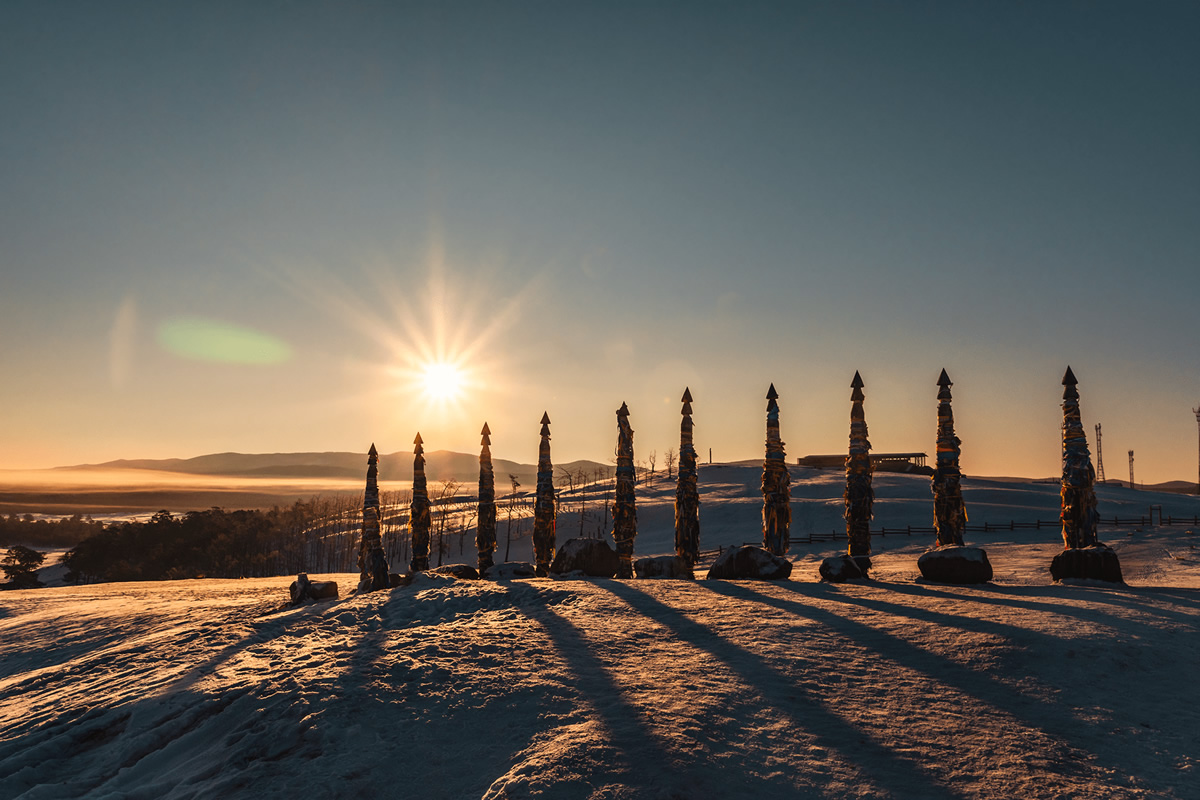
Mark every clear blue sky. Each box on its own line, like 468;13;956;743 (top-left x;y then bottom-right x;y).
2;1;1197;482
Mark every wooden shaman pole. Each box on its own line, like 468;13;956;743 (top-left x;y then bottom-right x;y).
476;422;497;574
844;372;874;573
932;370;966;547
674;388;700;566
533;412;557;576
409;433;432;572
1050;367;1123;582
917;371;993;583
357;443;391;592
761;384;791;556
612;402;638;578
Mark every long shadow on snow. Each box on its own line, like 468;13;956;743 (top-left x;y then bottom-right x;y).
601;580;970;800
784;582;1079;645
501;597;695;797
876;580;1200;630
706;581;1133;787
342;580;611;799
2;580;560;799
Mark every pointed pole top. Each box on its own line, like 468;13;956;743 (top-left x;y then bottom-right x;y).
540;411;551;425
413;432;423;451
481;422;491;436
766;383;779;400
368;443;378;457
1062;365;1077;386
937;369;952;387
851;371;864;389
617;401;630;416
681;387;693;403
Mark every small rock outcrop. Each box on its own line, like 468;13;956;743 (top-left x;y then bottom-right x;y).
1050;545;1124;583
550;538;620;577
705;546;792;581
917;546;993;584
289;573;338;604
428;564;480;580
819;554;869;583
634;555;695;580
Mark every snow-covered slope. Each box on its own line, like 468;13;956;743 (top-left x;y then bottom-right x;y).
2;471;1199;799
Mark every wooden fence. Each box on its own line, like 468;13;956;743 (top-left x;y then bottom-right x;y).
706;512;1200;553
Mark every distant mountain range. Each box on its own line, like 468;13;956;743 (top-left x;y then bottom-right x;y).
57;452;1200;495
64;451;613;489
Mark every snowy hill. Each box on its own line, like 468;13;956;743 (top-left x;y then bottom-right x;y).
62;451;611;487
2;470;1199;799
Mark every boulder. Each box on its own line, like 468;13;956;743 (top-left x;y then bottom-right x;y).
705;546;792;581
428;564;480;580
634;556;695;580
1050;545;1124;583
550;538;620;577
917;546;993;584
819;554;870;583
483;561;538;580
289;573;339;604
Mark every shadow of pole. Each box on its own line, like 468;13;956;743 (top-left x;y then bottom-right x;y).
854;580;1200;630
510;599;687;793
601;580;971;800
699;581;1124;787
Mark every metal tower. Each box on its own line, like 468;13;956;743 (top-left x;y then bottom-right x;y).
1095;423;1105;484
1128;450;1135;490
1193;405;1200;495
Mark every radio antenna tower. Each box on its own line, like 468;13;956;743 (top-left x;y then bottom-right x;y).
1193;405;1200;495
1128;450;1135;491
1094;423;1105;484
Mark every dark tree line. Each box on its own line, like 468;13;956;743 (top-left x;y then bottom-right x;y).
0;513;105;549
12;482;533;586
61;493;416;584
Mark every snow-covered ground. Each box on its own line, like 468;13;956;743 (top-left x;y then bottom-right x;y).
2;468;1199;799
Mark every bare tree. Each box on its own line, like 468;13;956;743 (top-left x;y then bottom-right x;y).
433;480;462;567
505;474;521;561
575;467;591;536
647;450;657;482
596;470;613;538
664;446;676;479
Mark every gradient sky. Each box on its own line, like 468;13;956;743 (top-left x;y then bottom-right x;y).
2;1;1198;483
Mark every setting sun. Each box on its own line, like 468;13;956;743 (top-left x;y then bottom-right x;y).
420;361;464;401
